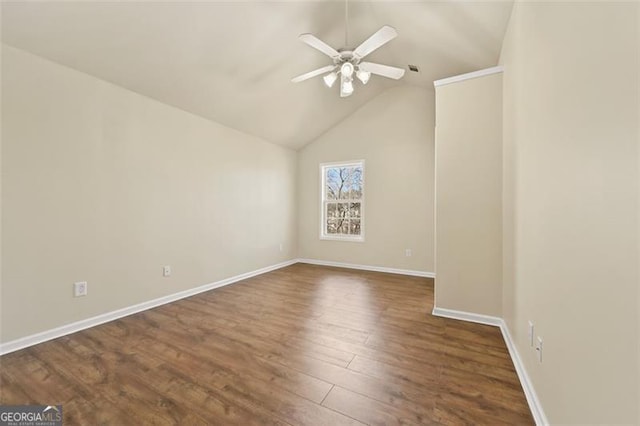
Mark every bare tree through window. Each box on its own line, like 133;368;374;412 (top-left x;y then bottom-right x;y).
321;161;364;240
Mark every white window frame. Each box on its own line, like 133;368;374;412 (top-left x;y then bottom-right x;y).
319;160;365;242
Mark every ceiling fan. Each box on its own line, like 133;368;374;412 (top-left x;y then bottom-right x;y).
292;2;405;98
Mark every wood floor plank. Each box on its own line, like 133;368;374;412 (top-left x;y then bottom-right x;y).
438;366;530;410
141;305;356;368
77;328;289;425
188;292;372;343
265;352;437;421
0;264;533;425
365;331;514;368
123;322;334;405
347;354;441;390
322;385;430;426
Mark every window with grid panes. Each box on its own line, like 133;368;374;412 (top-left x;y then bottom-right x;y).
320;161;364;241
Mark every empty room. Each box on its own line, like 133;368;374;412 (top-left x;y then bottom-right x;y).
1;1;638;425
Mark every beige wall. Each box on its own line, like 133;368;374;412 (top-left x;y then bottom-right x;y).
500;2;639;423
0;13;3;342
434;72;503;317
1;45;297;343
637;4;640;419
297;86;434;273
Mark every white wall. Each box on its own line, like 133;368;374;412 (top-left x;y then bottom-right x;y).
1;45;297;343
297;86;434;274
500;2;639;423
434;72;503;317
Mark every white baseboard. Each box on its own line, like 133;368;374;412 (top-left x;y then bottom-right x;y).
1;258;431;355
2;260;546;424
432;306;548;426
499;319;549;426
297;258;435;278
431;307;502;326
0;259;297;356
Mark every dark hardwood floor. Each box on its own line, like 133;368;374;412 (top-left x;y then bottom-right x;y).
0;263;534;425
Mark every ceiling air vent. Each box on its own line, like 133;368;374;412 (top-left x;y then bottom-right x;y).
408;65;419;72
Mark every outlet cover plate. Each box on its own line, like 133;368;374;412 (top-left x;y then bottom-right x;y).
536;337;543;363
74;281;88;297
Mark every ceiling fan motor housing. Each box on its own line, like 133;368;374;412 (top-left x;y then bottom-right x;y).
335;49;355;62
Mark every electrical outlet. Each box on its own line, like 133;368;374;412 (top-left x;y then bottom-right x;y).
405;249;412;257
536;337;543;363
74;281;88;297
279;243;283;252
528;321;534;347
163;265;171;277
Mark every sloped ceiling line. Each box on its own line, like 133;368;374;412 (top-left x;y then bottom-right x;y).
1;1;514;149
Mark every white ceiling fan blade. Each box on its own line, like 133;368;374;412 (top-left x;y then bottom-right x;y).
291;65;337;83
358;62;405;80
353;25;398;59
299;34;341;59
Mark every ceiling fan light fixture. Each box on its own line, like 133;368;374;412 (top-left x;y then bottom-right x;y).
356;69;371;85
340;79;354;97
323;72;338;88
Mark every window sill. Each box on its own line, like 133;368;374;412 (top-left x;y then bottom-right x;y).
320;235;365;243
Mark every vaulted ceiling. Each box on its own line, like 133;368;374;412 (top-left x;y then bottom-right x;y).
1;1;513;149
